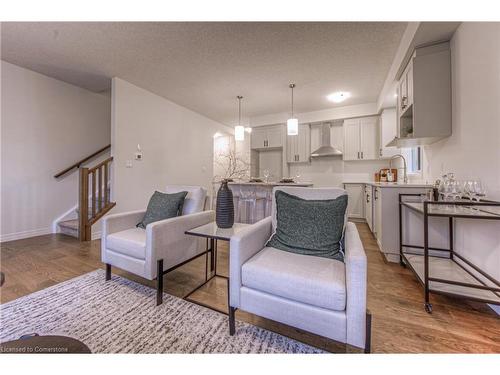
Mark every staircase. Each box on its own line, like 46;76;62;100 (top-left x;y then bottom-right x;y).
54;146;116;241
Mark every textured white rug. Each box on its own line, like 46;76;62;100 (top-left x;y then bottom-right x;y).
0;270;323;353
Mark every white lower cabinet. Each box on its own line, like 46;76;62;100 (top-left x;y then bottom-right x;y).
343;183;365;219
365;185;373;231
373;187;382;242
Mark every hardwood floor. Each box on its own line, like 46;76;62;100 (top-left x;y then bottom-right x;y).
1;223;499;353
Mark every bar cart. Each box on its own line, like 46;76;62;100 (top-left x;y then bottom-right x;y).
399;194;500;313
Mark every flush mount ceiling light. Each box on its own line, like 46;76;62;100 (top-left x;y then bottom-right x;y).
287;83;298;136
234;95;245;141
327;91;351;103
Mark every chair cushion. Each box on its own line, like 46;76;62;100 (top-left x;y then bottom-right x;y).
165;185;207;215
242;247;346;311
106;228;146;260
267;190;347;261
137;190;188;229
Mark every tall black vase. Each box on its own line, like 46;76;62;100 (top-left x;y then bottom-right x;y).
216;180;234;228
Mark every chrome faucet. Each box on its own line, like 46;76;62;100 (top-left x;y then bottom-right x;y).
389;154;408;184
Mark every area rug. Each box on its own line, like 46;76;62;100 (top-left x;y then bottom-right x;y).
0;270;323;353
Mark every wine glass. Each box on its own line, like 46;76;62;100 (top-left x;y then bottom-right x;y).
472;180;486;202
263;169;270;183
463;180;475;211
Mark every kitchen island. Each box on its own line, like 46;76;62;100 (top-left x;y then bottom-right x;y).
215;181;313;224
343;181;433;263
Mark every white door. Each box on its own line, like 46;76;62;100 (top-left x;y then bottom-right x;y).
379;109;400;158
406;62;413;107
399;74;407;112
251;127;267;149
296;124;310;162
360;117;379;160
365;185;373;231
266;126;283;148
343;119;360;161
344;184;365;219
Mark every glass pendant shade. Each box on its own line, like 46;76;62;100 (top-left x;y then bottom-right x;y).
235;125;245;141
287;118;299;135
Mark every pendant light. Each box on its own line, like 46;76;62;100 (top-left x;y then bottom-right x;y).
287;83;298;135
234;95;245;141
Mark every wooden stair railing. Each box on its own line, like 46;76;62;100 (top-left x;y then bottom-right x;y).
54;144;111;178
79;157;116;241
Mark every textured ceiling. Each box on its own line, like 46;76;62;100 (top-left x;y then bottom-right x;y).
1;22;407;125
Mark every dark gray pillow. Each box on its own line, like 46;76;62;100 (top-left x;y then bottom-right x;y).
266;190;347;262
137;191;188;229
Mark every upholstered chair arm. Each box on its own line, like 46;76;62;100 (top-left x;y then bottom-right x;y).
344;222;368;349
229;216;272;308
145;210;215;278
102;210;146;238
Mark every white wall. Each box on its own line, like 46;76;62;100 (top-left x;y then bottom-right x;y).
0;61;111;241
422;23;500;283
111;78;231;213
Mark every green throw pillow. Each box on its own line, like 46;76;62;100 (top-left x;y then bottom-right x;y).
137;191;188;229
266;190;347;262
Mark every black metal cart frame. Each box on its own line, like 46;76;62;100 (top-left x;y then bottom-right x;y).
398;193;500;313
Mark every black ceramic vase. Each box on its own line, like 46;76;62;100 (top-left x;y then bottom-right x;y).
216;180;234;228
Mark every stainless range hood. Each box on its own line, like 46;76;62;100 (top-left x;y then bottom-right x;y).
311;123;343;157
386;135;447;148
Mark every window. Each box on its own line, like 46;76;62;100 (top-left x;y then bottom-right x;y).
401;147;421;174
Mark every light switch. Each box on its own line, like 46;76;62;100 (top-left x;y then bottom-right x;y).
126;160;133;168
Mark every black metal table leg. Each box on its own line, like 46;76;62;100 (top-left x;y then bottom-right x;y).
157;259;164;306
105;264;111;280
399;194;405;267
210;238;215;272
423;202;432;313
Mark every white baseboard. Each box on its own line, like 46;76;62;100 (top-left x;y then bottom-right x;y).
0;227;53;243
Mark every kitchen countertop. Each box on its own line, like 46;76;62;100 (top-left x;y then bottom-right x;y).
343;181;432;188
228;182;313;187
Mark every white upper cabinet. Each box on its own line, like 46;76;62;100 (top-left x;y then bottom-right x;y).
266;126;284;148
250;127;267;149
250;125;284;150
379;108;400;158
396;42;452;144
287;124;310;163
343;116;379;161
360;117;378;160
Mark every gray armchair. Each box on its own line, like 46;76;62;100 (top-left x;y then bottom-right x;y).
228;187;371;352
101;185;214;305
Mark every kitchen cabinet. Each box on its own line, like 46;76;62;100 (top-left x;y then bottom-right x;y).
373;186;382;241
287;124;310;163
365;185;373;232
394;42;451;146
379;108;400;158
251;125;284;150
343;116;379;161
343;183;365;219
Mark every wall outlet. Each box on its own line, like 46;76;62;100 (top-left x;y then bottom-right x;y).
126;160;133;168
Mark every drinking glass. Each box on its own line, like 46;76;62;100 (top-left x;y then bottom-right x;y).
472;180;486;202
295;173;301;183
463;180;475;211
263;169;270;183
